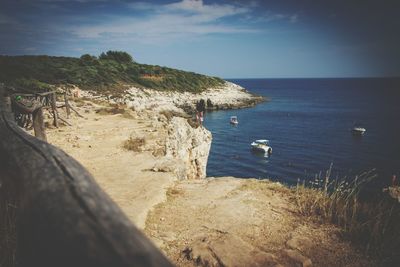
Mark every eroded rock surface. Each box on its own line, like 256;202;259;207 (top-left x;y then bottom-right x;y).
145;178;374;267
165;117;211;180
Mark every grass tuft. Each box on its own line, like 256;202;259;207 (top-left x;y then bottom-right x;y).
294;165;400;265
96;103;127;115
123;137;145;152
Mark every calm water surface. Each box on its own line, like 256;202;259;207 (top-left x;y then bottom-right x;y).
204;78;400;186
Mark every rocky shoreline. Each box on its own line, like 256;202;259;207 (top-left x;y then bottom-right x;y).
79;81;265;113
46;81;372;267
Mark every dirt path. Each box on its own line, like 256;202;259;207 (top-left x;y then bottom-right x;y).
145;178;372;267
47;103;175;229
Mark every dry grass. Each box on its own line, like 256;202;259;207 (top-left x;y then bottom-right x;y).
74;98;86;107
238;179;290;194
293;165;400;265
95;104;135;119
158;109;198;128
159;110;187;122
140;74;165;81
121;112;134;119
122;137;145;152
166;187;184;198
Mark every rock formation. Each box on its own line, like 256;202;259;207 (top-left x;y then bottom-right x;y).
164;117;212;180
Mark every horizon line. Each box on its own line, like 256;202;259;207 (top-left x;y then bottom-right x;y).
224;76;400;80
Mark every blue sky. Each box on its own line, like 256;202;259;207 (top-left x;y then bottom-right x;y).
0;0;399;78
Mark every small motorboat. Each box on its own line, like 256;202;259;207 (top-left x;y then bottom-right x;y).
251;139;272;155
352;126;366;135
230;116;239;125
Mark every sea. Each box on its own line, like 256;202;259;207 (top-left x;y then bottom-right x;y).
204;78;400;187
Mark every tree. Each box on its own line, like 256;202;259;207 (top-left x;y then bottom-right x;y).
79;54;98;65
98;51;134;63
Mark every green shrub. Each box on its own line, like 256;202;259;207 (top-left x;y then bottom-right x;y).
99;51;134;63
0;52;224;94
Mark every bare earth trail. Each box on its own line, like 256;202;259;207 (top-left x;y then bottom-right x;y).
47;100;373;267
47;104;174;229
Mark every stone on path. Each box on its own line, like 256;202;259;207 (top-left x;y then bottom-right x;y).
283;249;312;267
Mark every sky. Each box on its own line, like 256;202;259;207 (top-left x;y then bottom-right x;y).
0;0;399;78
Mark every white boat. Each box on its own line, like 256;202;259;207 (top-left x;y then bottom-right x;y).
352;127;366;135
251;139;272;155
230;116;239;125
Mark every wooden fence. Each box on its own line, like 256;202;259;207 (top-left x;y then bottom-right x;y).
0;88;173;267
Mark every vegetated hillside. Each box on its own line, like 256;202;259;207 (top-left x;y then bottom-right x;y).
0;51;224;93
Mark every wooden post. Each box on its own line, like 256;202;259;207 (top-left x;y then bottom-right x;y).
32;108;47;142
64;92;71;119
69;105;84;118
4;96;11;112
51;92;59;127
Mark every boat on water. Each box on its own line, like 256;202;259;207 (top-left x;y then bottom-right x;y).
251;139;272;155
352;126;366;135
230;116;239;125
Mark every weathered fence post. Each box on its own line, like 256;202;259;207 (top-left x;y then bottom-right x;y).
50;92;59;127
32;107;47;141
64;92;71;119
4;95;12;112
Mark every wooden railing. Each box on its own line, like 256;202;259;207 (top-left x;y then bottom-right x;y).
0;88;173;267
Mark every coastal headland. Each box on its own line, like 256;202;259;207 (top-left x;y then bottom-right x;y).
45;81;373;267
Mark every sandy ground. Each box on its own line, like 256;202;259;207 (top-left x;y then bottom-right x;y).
47;102;174;229
46;99;373;267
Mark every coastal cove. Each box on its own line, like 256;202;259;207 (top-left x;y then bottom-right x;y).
17;79;396;266
205;78;400;186
39;87;376;266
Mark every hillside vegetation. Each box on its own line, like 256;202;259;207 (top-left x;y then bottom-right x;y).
0;51;224;93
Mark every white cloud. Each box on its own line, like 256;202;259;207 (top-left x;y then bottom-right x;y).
290;14;298;23
165;0;249;18
258;12;299;24
167;0;204;12
68;0;297;44
70;0;255;43
72;13;256;42
24;47;38;51
33;0;107;2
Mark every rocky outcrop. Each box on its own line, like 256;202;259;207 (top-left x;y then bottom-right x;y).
163;117;212;180
138;82;260;181
62;81;255;182
119;81;264;113
183;233;279;267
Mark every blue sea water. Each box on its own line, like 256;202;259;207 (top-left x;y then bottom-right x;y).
204;78;400;186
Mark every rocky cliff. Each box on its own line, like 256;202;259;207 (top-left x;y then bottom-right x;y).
153;117;212;180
